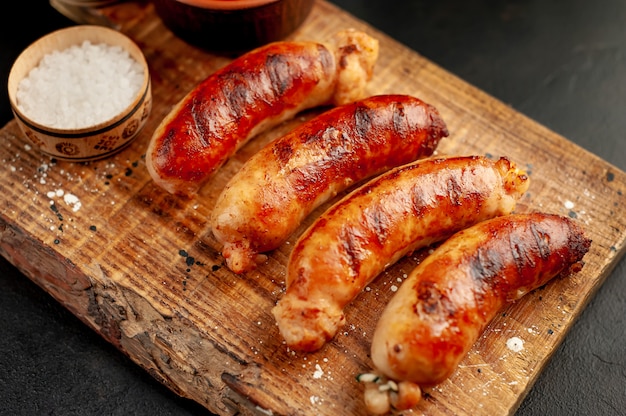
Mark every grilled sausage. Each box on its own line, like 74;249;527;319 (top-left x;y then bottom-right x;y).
210;94;449;274
272;155;530;352
146;29;379;196
362;212;591;413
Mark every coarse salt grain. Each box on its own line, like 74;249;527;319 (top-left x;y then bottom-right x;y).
46;189;64;199
312;364;324;379
63;193;82;212
506;336;524;352
16;40;144;129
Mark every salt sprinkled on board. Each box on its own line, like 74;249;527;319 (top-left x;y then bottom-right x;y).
16;40;144;129
506;336;524;352
63;193;82;212
47;189;64;199
47;188;82;213
310;395;322;405
312;363;324;379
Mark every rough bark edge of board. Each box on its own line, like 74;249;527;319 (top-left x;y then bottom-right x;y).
0;215;273;416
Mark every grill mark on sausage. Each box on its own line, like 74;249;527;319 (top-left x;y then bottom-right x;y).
274;139;295;167
339;225;366;279
391;102;408;137
416;280;441;315
316;43;335;76
266;53;293;96
509;233;536;276
446;174;464;206
469;247;506;289
415;280;457;318
338;44;358;69
353;105;374;140
190;97;212;148
222;73;252;121
363;205;392;246
530;222;552;260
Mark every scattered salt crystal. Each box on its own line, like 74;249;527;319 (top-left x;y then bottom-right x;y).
63;193;82;212
506;336;524;352
313;364;324;379
16;40;144;129
390;285;398;292
47;189;64;199
564;200;575;209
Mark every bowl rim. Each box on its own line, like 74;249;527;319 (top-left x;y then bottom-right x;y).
53;0;122;6
172;0;281;10
7;24;150;134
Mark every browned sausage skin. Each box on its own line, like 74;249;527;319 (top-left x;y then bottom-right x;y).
272;155;530;353
211;94;449;274
361;213;591;414
146;29;379;196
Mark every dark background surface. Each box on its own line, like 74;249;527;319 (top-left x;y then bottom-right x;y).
1;1;625;415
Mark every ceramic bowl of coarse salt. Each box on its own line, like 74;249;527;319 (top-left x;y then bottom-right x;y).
7;25;152;162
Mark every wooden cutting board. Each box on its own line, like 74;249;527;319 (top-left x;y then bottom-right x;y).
1;1;625;415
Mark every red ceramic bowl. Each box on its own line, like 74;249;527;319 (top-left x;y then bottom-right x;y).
153;0;315;53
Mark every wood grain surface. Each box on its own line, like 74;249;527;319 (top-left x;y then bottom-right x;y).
1;1;625;415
